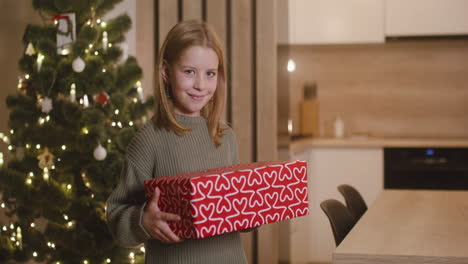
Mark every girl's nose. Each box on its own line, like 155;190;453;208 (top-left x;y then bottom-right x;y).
194;75;205;90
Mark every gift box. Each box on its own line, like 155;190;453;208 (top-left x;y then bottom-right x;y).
144;160;309;239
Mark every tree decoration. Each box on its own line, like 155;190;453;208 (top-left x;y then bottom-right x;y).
41;97;53;113
93;143;107;160
96;91;110;106
37;147;54;169
70;83;76;102
25;43;36;56
72;56;85;72
82;94;89;107
53;13;76;55
36;53;44;72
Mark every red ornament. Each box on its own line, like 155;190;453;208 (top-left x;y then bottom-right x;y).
96;91;110;106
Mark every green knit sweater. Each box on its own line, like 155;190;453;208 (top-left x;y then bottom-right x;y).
106;114;247;263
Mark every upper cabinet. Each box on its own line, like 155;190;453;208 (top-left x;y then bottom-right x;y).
278;0;468;45
278;0;385;45
385;0;468;36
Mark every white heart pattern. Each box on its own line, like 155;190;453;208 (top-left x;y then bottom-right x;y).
144;160;309;239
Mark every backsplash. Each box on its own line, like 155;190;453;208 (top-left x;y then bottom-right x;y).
280;39;468;138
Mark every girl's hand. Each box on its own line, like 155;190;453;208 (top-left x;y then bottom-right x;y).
142;187;182;243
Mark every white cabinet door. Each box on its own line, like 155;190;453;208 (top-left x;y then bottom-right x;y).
385;0;468;36
284;0;385;44
288;147;383;264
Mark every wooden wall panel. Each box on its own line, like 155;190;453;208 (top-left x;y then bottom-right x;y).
206;0;228;123
158;0;179;49
286;40;468;138
136;0;155;99
182;0;202;21
256;1;279;264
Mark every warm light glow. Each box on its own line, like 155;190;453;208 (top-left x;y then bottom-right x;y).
10;224;14;229
61;145;67;150
8;145;13;151
29;172;34;177
101;21;107;28
2;226;7;231
30;222;36;228
287;59;296;72
67;184;72;190
43;168;49;181
114;109;119;115
83;260;89;264
111;122;116;127
1;203;5;208
94;51;99;55
108;43;113;48
26;178;33;185
129;121;134;126
106;259;111;263
82;127;89;134
33;252;38;257
288;119;293;134
63;214;69;220
25;74;30;79
26;144;31;149
97;19;101;24
140;246;145;253
61;49;70;55
117;122;122;128
87;20;91;25
36;144;41;149
89;44;93;48
67;221;74;228
10;129;14;134
102;68;106;72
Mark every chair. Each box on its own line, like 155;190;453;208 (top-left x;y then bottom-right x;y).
337;184;368;221
320;199;355;246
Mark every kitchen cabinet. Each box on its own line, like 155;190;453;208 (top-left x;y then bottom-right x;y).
278;0;385;45
287;147;383;263
385;0;468;36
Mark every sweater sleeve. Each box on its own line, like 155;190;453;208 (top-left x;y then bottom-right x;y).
106;159;152;247
106;125;156;247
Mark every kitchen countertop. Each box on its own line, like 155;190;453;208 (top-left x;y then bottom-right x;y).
289;136;468;153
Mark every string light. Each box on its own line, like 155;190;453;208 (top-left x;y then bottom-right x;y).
70;83;76;102
101;21;107;28
82;127;89;134
106;258;111;263
129;252;135;264
26;144;31;149
107;139;112;143
36;144;41;149
114;109;119;115
136;81;145;102
97;19;101;24
88;44;93;49
10;224;14;229
117;122;122;128
25;74;30;79
30;222;36;228
94;51;99;56
43;167;49;181
140;246;145;253
102;31;108;51
37;53;45;71
108;43;112;48
87;20;91;26
129;121;134;126
61;145;67;150
8;146;13;151
2;226;7;231
67;184;72;190
63;214;69;221
16;226;22;250
0;152;3;167
33;252;38;257
111;122;116;127
102;68;106;73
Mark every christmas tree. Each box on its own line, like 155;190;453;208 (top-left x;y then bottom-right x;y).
0;1;153;263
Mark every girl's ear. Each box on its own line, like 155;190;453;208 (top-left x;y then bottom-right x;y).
161;60;170;83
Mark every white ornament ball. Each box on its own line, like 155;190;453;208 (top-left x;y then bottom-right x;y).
72;56;86;72
93;144;107;161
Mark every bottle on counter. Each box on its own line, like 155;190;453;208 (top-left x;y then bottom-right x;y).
300;82;319;137
334;115;345;138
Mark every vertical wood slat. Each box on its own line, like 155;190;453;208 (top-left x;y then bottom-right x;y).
158;0;179;49
136;0;155;98
205;0;228;123
256;1;278;264
230;0;254;262
182;0;202;21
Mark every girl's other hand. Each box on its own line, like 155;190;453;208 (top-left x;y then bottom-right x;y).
142;187;183;243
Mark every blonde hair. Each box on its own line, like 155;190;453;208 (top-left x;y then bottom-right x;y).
153;20;227;147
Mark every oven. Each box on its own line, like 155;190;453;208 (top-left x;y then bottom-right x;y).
384;148;468;190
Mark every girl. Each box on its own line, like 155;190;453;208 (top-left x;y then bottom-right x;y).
106;20;249;263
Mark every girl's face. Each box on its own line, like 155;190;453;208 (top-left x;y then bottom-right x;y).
165;45;219;117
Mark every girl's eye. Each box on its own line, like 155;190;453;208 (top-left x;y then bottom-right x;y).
184;70;195;75
207;71;216;78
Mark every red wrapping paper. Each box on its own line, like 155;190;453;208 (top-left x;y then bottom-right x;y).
144;160;309;239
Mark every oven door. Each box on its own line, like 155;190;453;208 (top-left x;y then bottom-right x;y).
384;148;468;190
